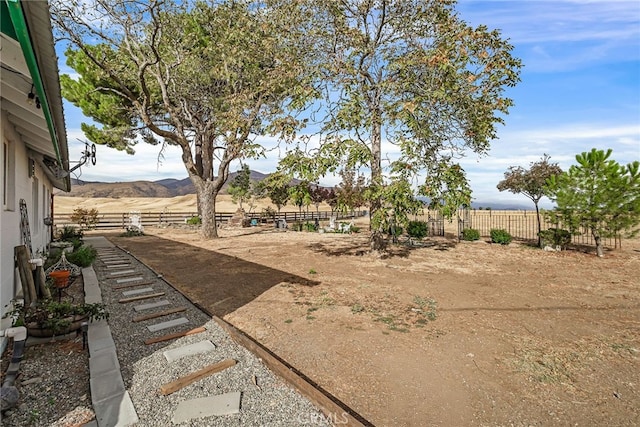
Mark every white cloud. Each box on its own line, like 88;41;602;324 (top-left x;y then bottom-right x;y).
459;1;640;71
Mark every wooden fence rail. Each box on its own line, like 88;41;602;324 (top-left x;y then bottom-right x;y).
53;210;366;230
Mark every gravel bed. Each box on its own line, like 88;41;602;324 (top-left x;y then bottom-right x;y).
94;245;331;426
1;276;95;427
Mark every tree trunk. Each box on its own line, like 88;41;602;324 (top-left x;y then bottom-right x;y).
534;202;542;247
369;104;384;251
593;230;604;257
193;179;219;239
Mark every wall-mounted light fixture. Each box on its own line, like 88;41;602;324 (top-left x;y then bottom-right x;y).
27;84;35;105
27;84;41;109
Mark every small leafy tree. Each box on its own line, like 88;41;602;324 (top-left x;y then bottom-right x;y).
261;172;290;215
247;179;267;215
325;187;339;216
546;148;640;257
497;154;562;247
70;208;99;230
380;178;423;240
227;165;252;210
335;168;367;215
289;181;312;219
310;185;328;217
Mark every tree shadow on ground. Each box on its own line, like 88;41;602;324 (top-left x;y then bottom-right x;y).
109;234;320;317
309;234;458;258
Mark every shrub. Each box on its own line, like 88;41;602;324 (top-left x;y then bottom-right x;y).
43;251;62;271
59;225;83;241
3;299;108;334
66;245;97;267
406;221;429;239
70;237;83;250
186;215;201;225
121;227;145;237
490;228;512;245
261;207;277;220
70;207;99;230
538;228;571;248
461;228;480;241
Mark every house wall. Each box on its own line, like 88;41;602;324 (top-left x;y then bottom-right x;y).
1;113;54;331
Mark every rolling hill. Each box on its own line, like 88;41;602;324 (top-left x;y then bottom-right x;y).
63;170;271;198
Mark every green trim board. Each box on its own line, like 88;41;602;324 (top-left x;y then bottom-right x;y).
3;0;63;166
1;1;17;40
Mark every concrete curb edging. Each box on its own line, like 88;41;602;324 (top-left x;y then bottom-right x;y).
83;263;139;427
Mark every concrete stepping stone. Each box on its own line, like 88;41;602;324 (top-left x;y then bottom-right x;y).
172;392;241;424
147;317;189;332
163;340;216;362
113;281;154;290
110;269;136;276
122;287;154;297
134;300;171;312
101;256;125;261
104;263;131;268
116;276;144;284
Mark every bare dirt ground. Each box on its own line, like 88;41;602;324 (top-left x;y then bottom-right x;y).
103;224;640;427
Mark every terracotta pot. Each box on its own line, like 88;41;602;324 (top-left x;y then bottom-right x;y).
49;270;71;288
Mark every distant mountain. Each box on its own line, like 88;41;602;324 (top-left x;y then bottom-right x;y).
67;179;173;197
65;173;529;210
152;178;194;196
470;201;532;210
65;169;273;198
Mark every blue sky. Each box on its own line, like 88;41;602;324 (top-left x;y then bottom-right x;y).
61;0;640;208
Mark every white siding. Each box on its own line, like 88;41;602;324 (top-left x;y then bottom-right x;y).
0;112;56;329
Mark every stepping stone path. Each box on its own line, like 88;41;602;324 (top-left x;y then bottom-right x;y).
85;237;333;427
92;241;238;425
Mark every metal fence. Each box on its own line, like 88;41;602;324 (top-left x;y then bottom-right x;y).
413;209;621;248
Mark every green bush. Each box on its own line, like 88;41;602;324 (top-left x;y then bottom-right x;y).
70;237;83;250
490;228;512;245
461;228;480;241
186;215;201;225
538;228;571;247
121;228;144;237
43;251;62;271
59;225;83;241
66;245;97;267
406;221;429;239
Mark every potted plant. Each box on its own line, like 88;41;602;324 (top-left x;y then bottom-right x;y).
49;270;71;288
3;299;109;337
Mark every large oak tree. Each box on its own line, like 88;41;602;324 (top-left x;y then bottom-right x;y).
52;0;307;238
276;0;522;249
